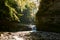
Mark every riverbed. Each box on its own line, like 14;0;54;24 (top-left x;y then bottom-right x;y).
0;31;60;40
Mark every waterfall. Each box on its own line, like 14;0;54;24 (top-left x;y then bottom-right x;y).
28;24;37;32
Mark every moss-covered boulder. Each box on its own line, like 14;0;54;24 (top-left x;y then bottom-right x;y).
36;0;60;32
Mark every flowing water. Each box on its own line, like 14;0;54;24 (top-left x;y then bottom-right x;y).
27;24;37;32
14;24;37;40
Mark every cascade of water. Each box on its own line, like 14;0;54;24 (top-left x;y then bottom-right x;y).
28;24;37;32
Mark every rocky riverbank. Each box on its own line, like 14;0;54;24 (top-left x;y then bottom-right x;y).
0;31;60;40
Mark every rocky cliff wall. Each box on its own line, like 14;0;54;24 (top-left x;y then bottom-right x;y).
36;0;60;32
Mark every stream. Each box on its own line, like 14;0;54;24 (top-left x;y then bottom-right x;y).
0;24;60;40
0;31;60;40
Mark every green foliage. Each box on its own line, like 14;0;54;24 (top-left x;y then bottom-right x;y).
0;0;37;22
0;0;39;31
0;0;39;23
5;0;22;22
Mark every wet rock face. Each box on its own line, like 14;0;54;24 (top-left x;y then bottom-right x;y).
36;0;60;32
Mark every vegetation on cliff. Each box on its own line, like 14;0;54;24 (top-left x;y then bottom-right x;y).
0;0;39;31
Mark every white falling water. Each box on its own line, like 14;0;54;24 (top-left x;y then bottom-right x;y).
28;24;37;32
